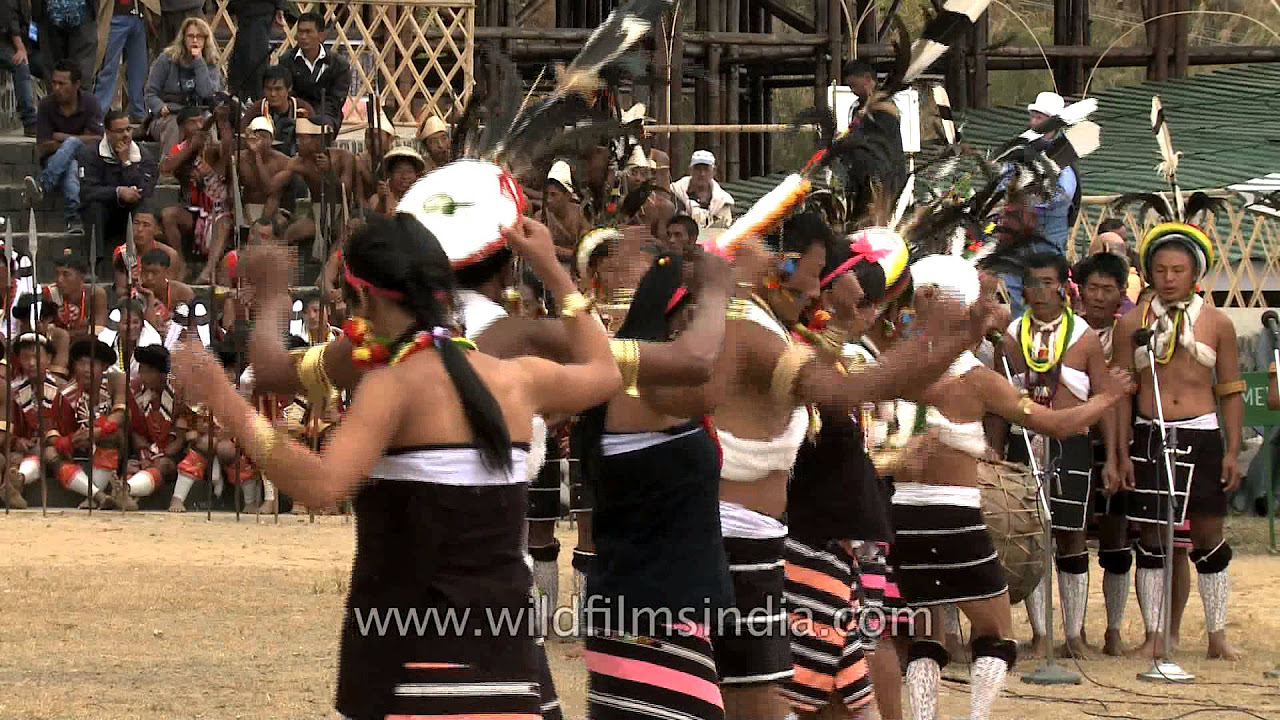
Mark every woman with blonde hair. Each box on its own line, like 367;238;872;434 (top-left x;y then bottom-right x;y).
143;17;223;152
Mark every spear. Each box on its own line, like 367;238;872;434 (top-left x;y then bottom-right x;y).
118;214;138;515
85;219;99;515
28;208;44;516
2;216;12;514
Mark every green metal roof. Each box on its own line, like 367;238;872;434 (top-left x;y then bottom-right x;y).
954;63;1280;196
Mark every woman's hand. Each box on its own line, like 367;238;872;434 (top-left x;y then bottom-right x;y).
170;341;227;408
240;243;293;300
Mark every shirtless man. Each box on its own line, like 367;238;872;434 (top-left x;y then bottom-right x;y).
136;249;195;337
1074;252;1143;655
1111;226;1243;660
541;164;587;268
113;206;185;296
269;117;358;254
46;251;109;336
356;108;395;202
236;116;290;223
365;147;425;217
991;251;1118;658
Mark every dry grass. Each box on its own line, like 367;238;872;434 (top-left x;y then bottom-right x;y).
0;511;1278;719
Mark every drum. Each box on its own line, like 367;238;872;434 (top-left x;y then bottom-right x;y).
977;459;1045;605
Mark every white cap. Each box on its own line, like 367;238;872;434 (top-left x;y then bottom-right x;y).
620;103;653;125
247;114;275;137
626;145;655;170
909;255;980;306
419;115;448;139
547;160;577;198
1027;91;1065;117
295;116;329;136
690;149;716;167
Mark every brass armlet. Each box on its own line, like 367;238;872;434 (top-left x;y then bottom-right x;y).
295;344;334;403
770;345;816;406
1214;379;1246;397
559;292;595;319
1018;397;1035;416
44;430;60;439
610;339;641;398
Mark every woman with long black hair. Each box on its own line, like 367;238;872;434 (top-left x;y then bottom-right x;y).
168;212;621;720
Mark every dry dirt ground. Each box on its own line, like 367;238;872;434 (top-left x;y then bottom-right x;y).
1;511;1279;720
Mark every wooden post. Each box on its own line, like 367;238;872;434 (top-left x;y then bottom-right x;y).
694;0;709;155
968;6;989;107
669;20;685;172
1172;0;1189;78
813;0;827;109
708;46;723;166
726;0;741;181
857;0;876;44
827;0;841;91
946;34;968;111
651;23;670;159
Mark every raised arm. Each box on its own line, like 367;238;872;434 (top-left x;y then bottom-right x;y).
973;365;1123;438
628;252;732;388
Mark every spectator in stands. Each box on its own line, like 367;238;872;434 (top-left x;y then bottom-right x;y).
38;0;96;87
277;12;350;129
620;182;675;242
137;248;194;333
159;104;233;283
664;213;699;254
1088;219;1142;307
237;115;290;223
225;0;284;100
144;16;222;155
26;59;102;234
356;104;394;202
624;145;655;191
94;0;148;125
240;64;311;156
46;249;109;334
418;114;450;171
541;160;585;266
649;148;671;191
0;0;37;136
365;146;425;216
296;288;340;345
79;109;158;257
1025;91;1079;253
158;0;203;56
670;150;734;229
114;205;184;296
269;117;358;253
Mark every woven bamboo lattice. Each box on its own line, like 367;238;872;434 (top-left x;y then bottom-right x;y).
1069;193;1280;308
208;0;473;127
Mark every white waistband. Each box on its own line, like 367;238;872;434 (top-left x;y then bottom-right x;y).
602;425;701;457
891;483;982;508
524;416;546;483
1136;413;1219;431
718;406;809;482
370;447;529;486
718;500;788;540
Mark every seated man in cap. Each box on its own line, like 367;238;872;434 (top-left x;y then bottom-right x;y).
237;115;291;223
53;338;129;508
541;160;587;267
45;250;110;336
355;104;395;204
365;146;426;216
649;148;671;190
418;114;451;172
670;150;734;229
240;65;313;157
268;116;359;255
3;333;64;509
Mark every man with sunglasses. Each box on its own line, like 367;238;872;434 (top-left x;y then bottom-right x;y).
991;251;1118;659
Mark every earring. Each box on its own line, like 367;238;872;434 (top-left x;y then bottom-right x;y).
764;274;781;291
883;317;897;337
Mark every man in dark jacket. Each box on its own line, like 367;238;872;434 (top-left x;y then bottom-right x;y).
34;0;96;85
79;109;158;258
25;59;102;234
0;0;36;134
276;11;349;129
226;0;284;100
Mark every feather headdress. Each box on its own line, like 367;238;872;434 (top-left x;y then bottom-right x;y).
1113;96;1221;282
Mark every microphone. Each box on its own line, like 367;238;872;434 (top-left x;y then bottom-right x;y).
986;329;1004;345
1262;310;1280;340
1133;328;1154;348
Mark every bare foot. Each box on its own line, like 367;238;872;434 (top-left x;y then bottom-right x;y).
257;499;277;515
1060;636;1097;660
1020;634;1047;658
1103;629;1126;657
1207;632;1242;660
3;470;27;509
168;496;187;513
1128;633;1165;659
291;502;309;515
112;481;138;511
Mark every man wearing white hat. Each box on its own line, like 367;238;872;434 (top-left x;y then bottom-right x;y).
367;146;427;216
273;116;359;258
1024;91;1080;252
624;144;656;190
542;160;586;267
418;115;451;171
237;114;290;223
670;149;734;229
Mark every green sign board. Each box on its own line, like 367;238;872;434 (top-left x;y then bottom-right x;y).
1241;371;1280;427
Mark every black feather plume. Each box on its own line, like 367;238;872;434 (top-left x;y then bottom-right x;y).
879;15;913;95
1182;191;1226;222
1111;192;1177;222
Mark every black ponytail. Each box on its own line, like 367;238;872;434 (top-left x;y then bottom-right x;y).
344;213;512;472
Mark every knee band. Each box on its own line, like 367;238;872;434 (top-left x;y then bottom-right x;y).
971;635;1018;670
571;548;595;575
1055;551;1090;575
906;639;949;669
1098;547;1134;574
1189;541;1232;574
1135;542;1166;570
529;539;561;564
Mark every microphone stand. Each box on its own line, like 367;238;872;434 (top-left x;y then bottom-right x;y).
1136;334;1194;682
995;340;1079;685
1263;325;1280;679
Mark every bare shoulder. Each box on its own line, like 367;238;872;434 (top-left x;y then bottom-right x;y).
1202;305;1238;342
1116;303;1144;332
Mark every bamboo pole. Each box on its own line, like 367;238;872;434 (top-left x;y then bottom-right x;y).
725;0;741;182
644;123;817;133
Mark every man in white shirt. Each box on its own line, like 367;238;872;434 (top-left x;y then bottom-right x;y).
670;149;734;229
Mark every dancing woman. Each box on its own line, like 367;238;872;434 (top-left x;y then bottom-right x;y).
891;255;1129;720
169;213;621;720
